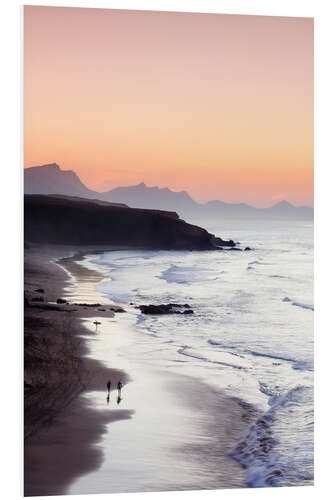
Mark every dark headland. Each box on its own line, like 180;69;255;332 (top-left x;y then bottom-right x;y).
24;194;232;250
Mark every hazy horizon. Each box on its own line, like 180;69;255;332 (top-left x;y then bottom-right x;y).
24;7;313;207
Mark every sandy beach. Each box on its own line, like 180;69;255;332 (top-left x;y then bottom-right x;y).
24;244;132;495
24;244;257;496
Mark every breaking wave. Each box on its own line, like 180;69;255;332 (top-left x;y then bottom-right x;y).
230;385;314;487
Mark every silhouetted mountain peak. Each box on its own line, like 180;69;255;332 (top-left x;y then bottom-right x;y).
272;200;294;209
102;182;196;210
29;162;60;171
268;200;297;212
24;163;95;197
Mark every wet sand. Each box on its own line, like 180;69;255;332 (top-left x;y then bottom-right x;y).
24;244;132;496
24;244;257;496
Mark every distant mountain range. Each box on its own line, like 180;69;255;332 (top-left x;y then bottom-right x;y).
24;163;314;220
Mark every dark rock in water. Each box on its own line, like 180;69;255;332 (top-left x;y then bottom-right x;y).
110;306;126;313
244;247;251;251
98;308;106;311
184;304;191;308
74;303;101;307
35;288;45;293
139;303;193;315
139;304;172;314
212;236;236;248
56;298;67;304
31;296;44;302
224;239;236;247
229;247;242;251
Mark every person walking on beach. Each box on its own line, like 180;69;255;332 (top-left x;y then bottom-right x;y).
107;380;111;393
117;381;123;405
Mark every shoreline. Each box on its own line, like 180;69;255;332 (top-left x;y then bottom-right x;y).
24;244;258;495
24;244;132;496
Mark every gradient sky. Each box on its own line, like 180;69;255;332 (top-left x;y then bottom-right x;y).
24;6;313;207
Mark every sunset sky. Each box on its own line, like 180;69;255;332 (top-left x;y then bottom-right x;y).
24;6;313;207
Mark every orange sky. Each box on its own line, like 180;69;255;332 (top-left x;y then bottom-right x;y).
24;6;313;207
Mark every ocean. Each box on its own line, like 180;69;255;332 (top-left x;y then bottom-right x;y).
82;219;314;489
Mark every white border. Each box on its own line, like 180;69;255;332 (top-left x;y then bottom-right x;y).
1;1;332;500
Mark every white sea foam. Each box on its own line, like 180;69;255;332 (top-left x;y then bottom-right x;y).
230;385;314;487
282;296;314;311
292;301;314;311
159;264;220;284
178;346;250;370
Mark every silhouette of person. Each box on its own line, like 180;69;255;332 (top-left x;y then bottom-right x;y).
117;381;123;393
107;380;111;393
94;320;101;331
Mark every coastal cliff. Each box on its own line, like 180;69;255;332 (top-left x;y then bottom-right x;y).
24;195;218;250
